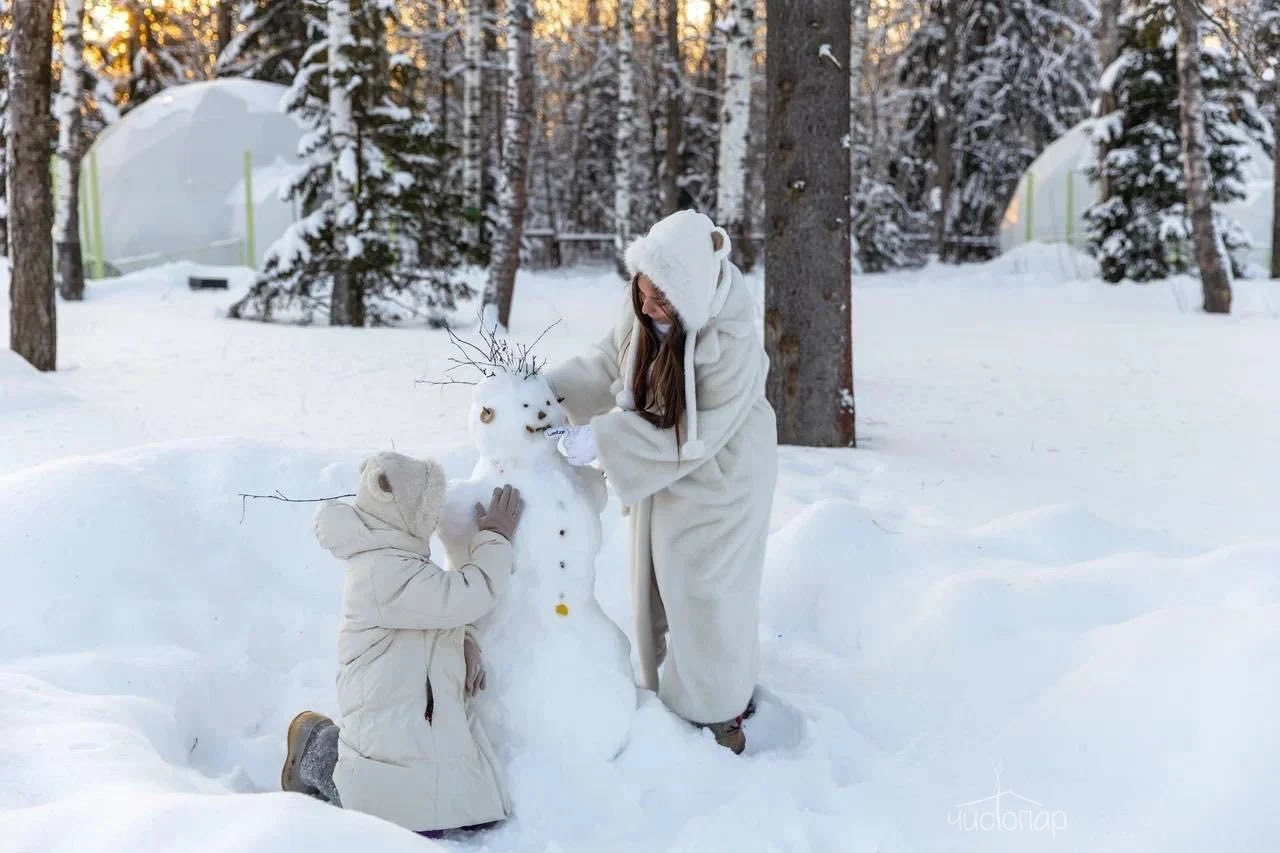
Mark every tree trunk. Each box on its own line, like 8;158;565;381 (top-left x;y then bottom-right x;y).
462;0;484;247
485;0;533;330
1097;0;1121;205
848;0;870;268
716;0;755;271
932;1;957;259
764;0;854;447
1272;85;1279;279
55;0;86;301
662;0;683;216
216;0;235;57
327;0;358;326
614;0;636;277
9;0;56;371
1175;0;1231;314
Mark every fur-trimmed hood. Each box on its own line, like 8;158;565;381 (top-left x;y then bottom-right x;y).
314;452;446;558
620;210;740;458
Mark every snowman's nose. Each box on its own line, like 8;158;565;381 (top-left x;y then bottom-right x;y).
537;411;547;420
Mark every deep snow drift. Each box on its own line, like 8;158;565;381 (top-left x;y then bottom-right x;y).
0;248;1277;852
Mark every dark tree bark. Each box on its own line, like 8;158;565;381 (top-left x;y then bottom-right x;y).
661;0;683;216
1097;0;1121;204
931;1;957;257
1175;0;1231;313
216;0;236;57
764;0;854;447
9;0;57;370
1273;86;1279;279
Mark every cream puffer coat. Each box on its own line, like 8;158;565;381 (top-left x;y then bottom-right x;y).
313;452;514;832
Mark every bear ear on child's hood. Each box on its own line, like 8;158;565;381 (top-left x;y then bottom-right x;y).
360;460;396;503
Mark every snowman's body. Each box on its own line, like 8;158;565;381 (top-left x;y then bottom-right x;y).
438;371;635;763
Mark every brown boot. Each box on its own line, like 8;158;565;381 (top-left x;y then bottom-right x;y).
706;717;746;754
281;711;332;794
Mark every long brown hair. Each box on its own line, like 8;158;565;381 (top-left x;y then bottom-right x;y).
627;277;686;444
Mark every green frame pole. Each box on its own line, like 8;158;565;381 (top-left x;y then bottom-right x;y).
1024;173;1035;243
89;150;104;279
1065;171;1075;247
243;150;256;268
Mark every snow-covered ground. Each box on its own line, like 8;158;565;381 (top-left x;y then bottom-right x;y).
1;245;1277;852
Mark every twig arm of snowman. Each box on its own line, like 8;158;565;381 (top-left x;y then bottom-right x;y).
368;532;514;630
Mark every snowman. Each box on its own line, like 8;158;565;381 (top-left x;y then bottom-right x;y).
438;364;636;764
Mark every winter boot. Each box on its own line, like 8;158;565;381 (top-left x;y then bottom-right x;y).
705;715;747;754
281;711;333;794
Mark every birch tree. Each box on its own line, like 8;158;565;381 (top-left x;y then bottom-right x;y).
661;0;683;216
327;0;358;326
765;0;854;447
716;0;756;271
9;0;56;370
462;0;485;247
55;0;86;301
1176;0;1232;313
615;0;636;276
485;0;534;330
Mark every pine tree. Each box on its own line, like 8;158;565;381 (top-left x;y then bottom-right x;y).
216;0;311;85
231;0;476;326
1086;0;1268;282
897;0;1095;262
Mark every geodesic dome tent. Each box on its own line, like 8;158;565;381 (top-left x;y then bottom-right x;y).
81;79;304;274
1000;121;1275;271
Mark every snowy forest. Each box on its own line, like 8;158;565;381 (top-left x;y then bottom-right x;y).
2;0;1279;359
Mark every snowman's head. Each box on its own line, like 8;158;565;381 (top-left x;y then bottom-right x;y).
470;370;568;462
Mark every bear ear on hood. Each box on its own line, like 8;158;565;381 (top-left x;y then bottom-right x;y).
360;460;396;504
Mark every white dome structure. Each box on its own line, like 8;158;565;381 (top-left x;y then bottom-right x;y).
81;79;304;273
1000;121;1275;271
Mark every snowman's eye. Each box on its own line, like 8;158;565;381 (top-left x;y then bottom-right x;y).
557;396;565;404
522;403;529;408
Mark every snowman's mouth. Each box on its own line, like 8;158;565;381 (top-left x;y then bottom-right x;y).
525;423;552;434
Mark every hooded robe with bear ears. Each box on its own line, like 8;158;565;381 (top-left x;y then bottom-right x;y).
313;451;514;832
547;210;778;725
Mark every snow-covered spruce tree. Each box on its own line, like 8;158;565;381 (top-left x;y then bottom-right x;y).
215;0;312;85
896;0;1095;262
231;0;477;326
1085;0;1269;283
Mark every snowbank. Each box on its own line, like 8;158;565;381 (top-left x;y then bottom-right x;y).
1;258;1277;851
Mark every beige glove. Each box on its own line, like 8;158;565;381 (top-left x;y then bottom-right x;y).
473;484;525;542
463;631;486;695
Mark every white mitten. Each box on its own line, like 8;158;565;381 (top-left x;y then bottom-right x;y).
546;424;598;466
